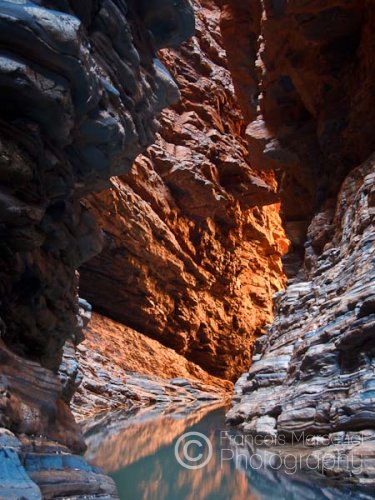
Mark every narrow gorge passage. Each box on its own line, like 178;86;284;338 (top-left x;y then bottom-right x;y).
0;0;375;499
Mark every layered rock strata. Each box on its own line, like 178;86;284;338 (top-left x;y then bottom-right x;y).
227;154;375;485
0;0;194;497
72;312;231;421
217;0;375;485
219;0;375;275
80;0;288;382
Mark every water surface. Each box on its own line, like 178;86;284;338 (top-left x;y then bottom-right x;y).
85;404;374;500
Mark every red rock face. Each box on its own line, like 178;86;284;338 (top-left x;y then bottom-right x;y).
219;0;375;274
72;312;231;421
80;0;288;382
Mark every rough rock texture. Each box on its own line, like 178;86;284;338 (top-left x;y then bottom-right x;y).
227;153;375;485
80;0;288;382
72;312;231;421
0;428;118;500
219;0;375;275
0;0;194;497
218;0;375;485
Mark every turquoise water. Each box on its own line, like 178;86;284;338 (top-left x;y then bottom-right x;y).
85;406;374;500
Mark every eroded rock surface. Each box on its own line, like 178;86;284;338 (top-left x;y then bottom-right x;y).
72;313;231;421
227;155;375;485
80;0;288;382
218;0;375;485
0;0;194;497
220;0;375;275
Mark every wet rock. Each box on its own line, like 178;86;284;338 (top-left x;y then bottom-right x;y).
228;155;375;484
0;447;41;500
24;446;118;499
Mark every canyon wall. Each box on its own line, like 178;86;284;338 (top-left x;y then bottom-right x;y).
1;0;374;494
80;0;287;382
72;312;231;421
220;0;375;274
0;0;194;497
223;0;375;484
228;157;375;484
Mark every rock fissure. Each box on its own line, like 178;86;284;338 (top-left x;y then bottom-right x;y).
223;0;375;485
1;0;375;496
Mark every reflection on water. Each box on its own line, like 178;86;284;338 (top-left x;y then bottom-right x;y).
85;405;374;500
84;403;226;473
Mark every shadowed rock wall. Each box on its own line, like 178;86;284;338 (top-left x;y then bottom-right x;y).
228;157;375;484
221;0;375;484
219;0;375;275
0;0;194;497
80;0;288;381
